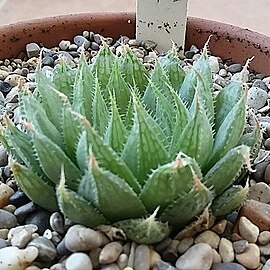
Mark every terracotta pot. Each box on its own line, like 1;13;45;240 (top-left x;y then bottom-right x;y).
0;12;269;74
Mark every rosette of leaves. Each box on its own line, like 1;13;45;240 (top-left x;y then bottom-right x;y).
1;44;261;244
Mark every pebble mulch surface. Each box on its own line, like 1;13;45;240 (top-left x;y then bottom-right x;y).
0;31;270;270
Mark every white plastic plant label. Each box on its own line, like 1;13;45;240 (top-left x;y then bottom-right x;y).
136;0;188;52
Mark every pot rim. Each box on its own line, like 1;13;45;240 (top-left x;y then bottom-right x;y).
0;12;269;73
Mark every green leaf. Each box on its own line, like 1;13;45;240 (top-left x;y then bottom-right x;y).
92;78;110;136
171;94;213;168
76;131;89;172
57;169;109;227
122;98;169;184
140;155;201;212
211;185;249;217
52;58;75;98
115;209;170;244
83;119;141;193
35;71;68;131
4;117;43;176
208;92;247;168
215;81;244;130
62;106;84;162
33;131;81;190
203;145;250;196
106;59;131;115
72;52;95;121
120;47;148;94
159;50;185;91
105;94;128;153
12;162;58;211
92;44;116;89
160;174;213;229
21;94;63;147
88;155;147;222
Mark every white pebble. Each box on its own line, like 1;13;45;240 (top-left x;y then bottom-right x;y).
65;252;93;270
239;216;259;243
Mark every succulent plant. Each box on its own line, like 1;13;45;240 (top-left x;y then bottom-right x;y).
0;43;261;244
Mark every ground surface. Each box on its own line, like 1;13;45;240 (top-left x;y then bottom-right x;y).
0;0;268;36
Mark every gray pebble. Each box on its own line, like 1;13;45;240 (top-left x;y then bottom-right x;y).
82;31;90;39
259;243;270;256
175;243;213;270
263;259;270;270
0;145;8;166
27;236;57;262
265;138;270;150
233;240;249;254
248;182;270;203
68;44;78;51
14;202;37;216
0;209;17;229
56;238;70;256
26;43;41;58
65;225;103;252
93;34;102;45
265;164;270;184
253;161;269;182
57;51;74;61
59;40;71;51
65;252;93;270
50;212;65;234
134;244;150;270
253;79;269;92
91;42;100;51
247;87;268;110
99;242;123;264
50;263;65;270
258;231;270;245
0;238;7;249
42;56;54;67
154;261;177;270
184;50;195;59
212;262;247;270
74;35;90;49
227;63;242;73
101;263;120;270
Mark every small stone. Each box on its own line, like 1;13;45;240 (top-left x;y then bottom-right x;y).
155;260;177;270
264;164;270;183
265;138;270;150
91;42;100;51
259;243;270;256
0;209;17;229
219;68;228;77
0;70;9;80
209;56;220;73
50;263;65;270
68;44;78;51
56;238;70;257
26;43;41;58
74;35;90;49
25;209;51;235
14;202;37;216
27;236;57;262
50;212;65;234
235;243;260;269
117;253;128;269
247;87;268;110
177;237;194;253
258;231;270;245
65;225;103;252
239;216;260;243
89;248;101;269
195;230;220;249
0;239;7;249
253;79;269;92
141;40;157;51
10;228;34;248
0;229;8;239
9;190;30;208
65;252;93;270
149;249;161;268
233;240;249;254
249;182;270;203
59;40;71;51
57;51;74;61
227;63;242;73
219;238;234;263
239;200;270;231
0;246;38;270
212;248;221;264
263;259;270;270
253;161;269;182
0;182;14;208
128;39;142;47
212;219;227;235
133;244;150;270
82;31;89;38
176;243;213;270
93;34;102;45
212;262;247;270
162;240;179;263
25;267;41;270
184;50;195;59
99;242;123;264
42;56;54;67
100;264;120;270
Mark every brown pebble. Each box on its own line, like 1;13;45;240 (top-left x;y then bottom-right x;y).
99;242;123;264
239;200;270;231
212;248;221;264
212;219;227;235
0;183;14;208
230;233;243;242
235;243;260;269
149;249;161;268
